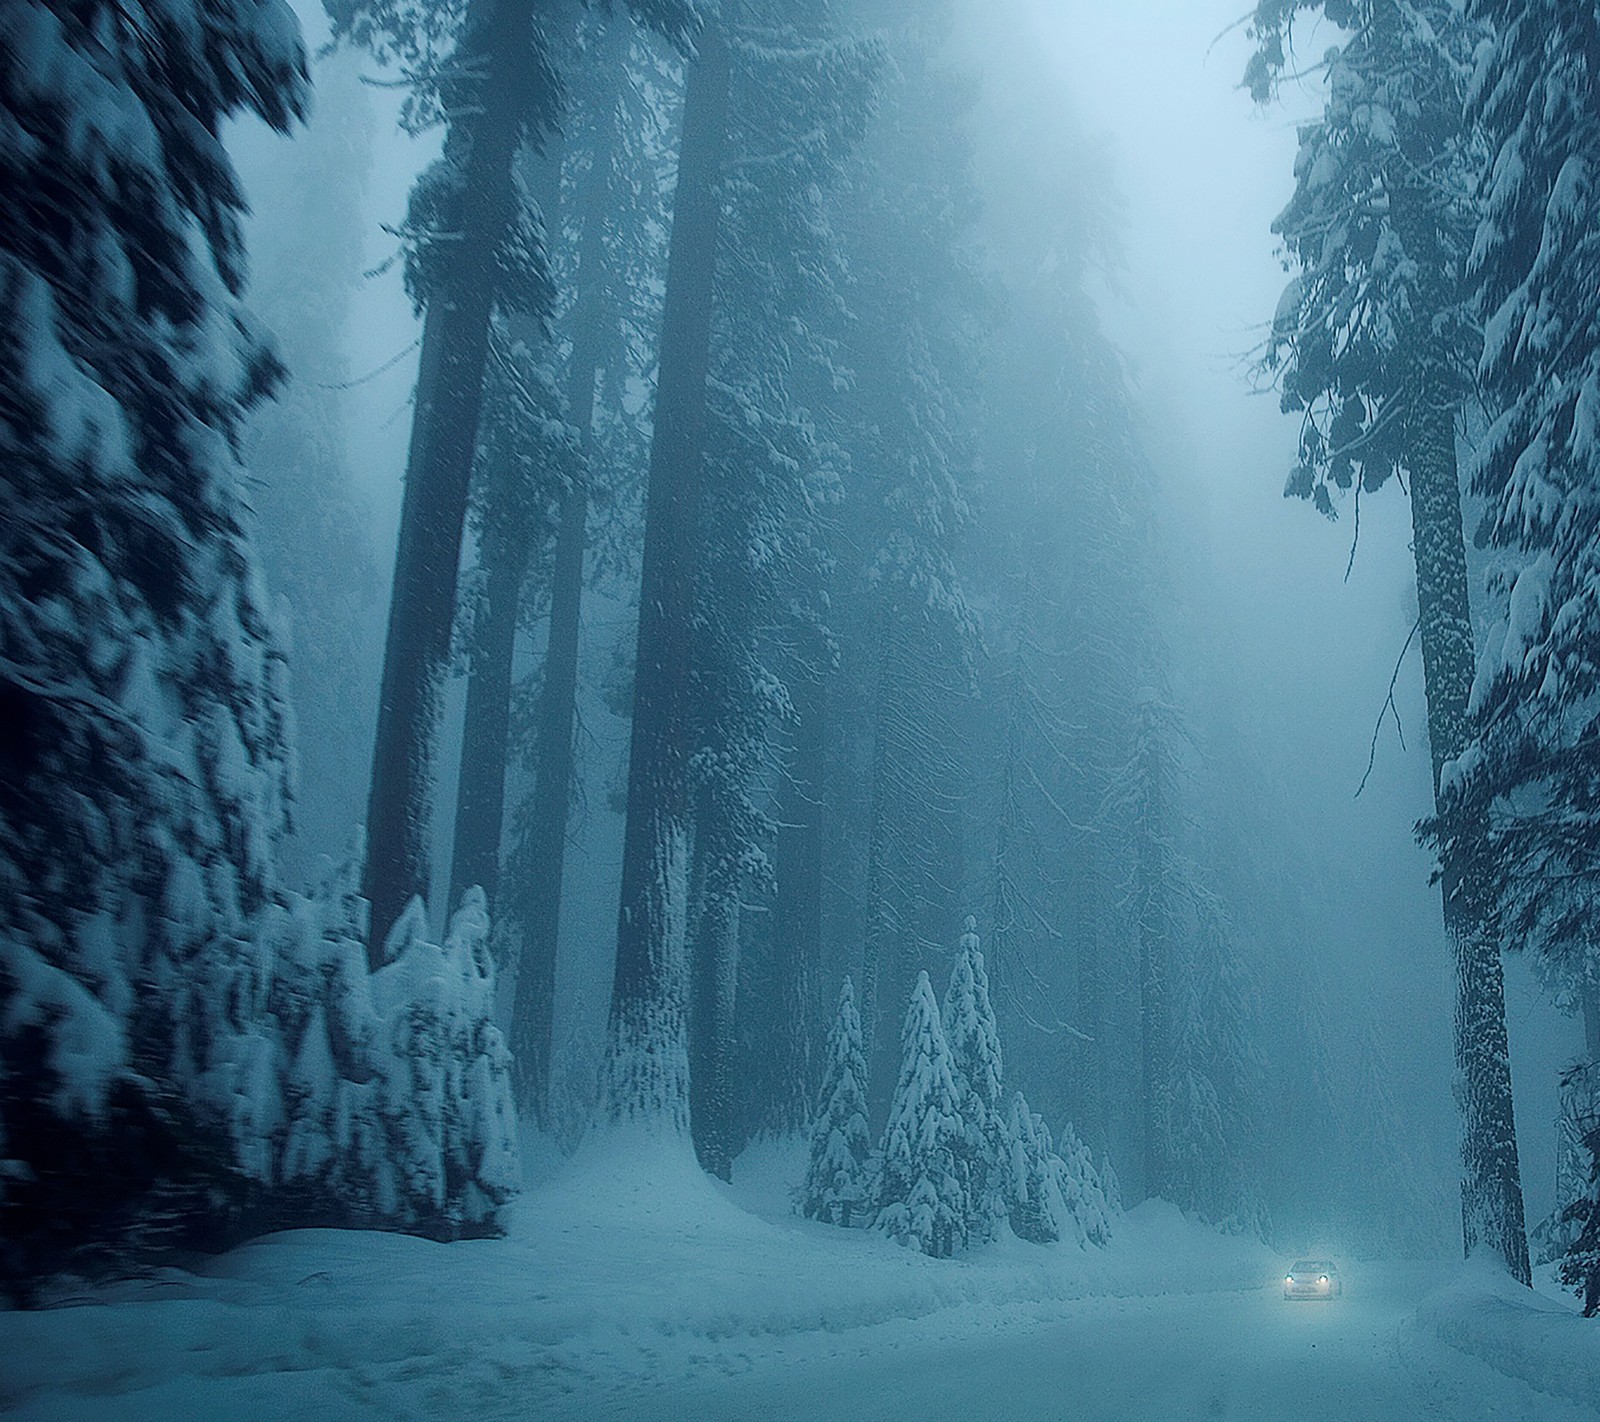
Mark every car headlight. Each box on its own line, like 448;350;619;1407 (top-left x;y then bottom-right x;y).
1285;1275;1294;1284
1318;1276;1329;1286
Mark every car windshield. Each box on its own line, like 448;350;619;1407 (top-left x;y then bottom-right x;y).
1290;1261;1332;1273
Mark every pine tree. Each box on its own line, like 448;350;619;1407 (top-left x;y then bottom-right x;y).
602;20;731;1134
339;0;699;952
1004;1090;1112;1248
1250;0;1531;1284
877;971;968;1257
0;0;305;1281
942;918;1010;1240
1432;0;1600;1054
802;977;875;1226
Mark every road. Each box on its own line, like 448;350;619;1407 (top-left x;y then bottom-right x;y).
558;1263;1594;1422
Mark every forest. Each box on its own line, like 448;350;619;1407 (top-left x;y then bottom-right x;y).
4;0;1600;1415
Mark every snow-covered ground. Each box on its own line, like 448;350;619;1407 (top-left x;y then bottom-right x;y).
2;1134;1595;1421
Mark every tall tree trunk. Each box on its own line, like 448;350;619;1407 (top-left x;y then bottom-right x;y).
510;29;628;1117
362;0;545;958
446;133;569;931
1382;68;1531;1278
1409;392;1532;1285
690;848;741;1178
601;25;730;1130
448;506;529;913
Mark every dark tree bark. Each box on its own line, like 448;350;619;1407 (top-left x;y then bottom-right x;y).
362;0;548;959
601;25;731;1128
510;130;611;1119
1408;390;1531;1284
448;505;530;914
1384;107;1531;1280
689;845;741;1177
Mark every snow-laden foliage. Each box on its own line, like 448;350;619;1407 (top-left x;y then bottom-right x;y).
1431;0;1600;989
266;877;520;1235
802;977;876;1227
1251;0;1483;516
1005;1091;1111;1249
876;971;967;1257
941;919;1010;1240
0;0;305;1281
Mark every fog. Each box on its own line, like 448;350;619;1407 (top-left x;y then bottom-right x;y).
8;0;1596;1407
221;0;1580;1234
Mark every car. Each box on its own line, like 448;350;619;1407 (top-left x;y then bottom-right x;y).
1283;1259;1342;1300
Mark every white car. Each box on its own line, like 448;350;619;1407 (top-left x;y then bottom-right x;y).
1283;1258;1341;1300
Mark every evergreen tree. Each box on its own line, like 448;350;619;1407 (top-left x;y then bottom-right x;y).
1249;0;1531;1283
1004;1090;1112;1248
877;970;968;1257
802;977;875;1226
602;20;730;1135
0;0;305;1281
942;918;1010;1240
686;1;877;1177
1433;0;1600;1060
338;0;698;952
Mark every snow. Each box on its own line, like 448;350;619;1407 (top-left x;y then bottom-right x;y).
3;1132;1594;1421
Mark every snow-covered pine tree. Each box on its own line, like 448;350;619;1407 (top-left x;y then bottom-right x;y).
1250;0;1531;1284
942;918;1011;1240
1004;1090;1112;1248
1006;1089;1060;1244
877;971;968;1257
266;874;521;1236
1431;1;1600;1138
802;977;875;1226
0;0;305;1283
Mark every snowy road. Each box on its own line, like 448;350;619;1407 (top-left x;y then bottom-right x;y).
558;1264;1592;1422
4;1146;1595;1422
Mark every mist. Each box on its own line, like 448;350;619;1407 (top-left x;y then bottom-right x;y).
5;0;1598;1412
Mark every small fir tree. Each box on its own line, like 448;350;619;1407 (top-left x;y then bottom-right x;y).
942;918;1011;1240
803;977;876;1227
877;971;968;1257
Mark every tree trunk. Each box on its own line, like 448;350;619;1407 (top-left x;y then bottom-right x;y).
1409;392;1532;1285
362;0;545;958
601;25;730;1130
447;506;528;914
690;853;741;1178
506;13;628;1122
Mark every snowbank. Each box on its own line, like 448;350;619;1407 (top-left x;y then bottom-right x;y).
1407;1255;1600;1414
0;1131;1278;1420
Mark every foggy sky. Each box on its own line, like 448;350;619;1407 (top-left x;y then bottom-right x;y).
230;0;1577;1233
